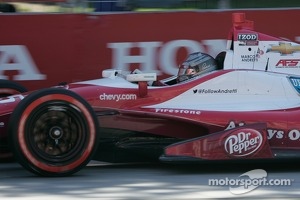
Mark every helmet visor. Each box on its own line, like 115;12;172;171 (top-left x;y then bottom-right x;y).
178;65;195;76
177;65;196;82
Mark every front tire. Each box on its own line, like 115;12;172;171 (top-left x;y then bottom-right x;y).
9;88;99;176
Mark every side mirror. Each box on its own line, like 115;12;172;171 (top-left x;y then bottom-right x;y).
102;69;122;79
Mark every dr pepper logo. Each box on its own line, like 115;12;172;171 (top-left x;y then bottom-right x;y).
224;129;263;157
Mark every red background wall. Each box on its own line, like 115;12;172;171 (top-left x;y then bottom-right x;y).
1;10;300;90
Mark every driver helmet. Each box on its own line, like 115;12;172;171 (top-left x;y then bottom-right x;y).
177;52;217;82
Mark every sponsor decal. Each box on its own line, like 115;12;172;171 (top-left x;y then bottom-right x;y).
225;121;245;130
267;42;300;55
238;41;259;46
155;108;201;115
276;59;300;68
289;76;300;93
226;120;300;142
268;128;300;141
99;93;137;102
239;49;263;61
238;34;258;41
256;48;264;58
224;129;263;157
241;54;258;62
267;129;284;140
237;34;259;46
193;88;238;94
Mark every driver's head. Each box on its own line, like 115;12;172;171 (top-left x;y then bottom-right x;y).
177;52;217;83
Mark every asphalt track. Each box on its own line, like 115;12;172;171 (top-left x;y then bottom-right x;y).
1;160;300;200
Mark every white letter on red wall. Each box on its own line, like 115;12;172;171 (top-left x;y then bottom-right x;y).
0;45;46;80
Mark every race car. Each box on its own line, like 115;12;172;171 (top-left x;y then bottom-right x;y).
2;13;300;176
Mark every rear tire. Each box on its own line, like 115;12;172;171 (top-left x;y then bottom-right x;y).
0;79;27;98
0;80;27;161
9;88;99;176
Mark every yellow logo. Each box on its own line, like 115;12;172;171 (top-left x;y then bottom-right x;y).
267;42;300;55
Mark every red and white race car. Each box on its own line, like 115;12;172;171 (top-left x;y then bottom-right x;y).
1;13;300;176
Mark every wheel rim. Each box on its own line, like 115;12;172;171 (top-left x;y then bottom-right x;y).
25;101;89;164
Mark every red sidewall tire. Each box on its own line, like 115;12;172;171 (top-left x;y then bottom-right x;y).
9;88;99;176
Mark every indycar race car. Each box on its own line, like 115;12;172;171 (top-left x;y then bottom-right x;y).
2;13;300;176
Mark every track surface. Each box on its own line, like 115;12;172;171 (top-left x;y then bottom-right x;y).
0;160;300;199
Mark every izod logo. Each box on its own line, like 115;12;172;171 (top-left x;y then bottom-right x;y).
237;34;258;41
224;129;263;157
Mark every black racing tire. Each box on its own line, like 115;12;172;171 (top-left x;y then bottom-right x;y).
9;88;99;177
0;79;27;98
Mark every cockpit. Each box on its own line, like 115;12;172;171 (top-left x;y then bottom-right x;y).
102;51;221;87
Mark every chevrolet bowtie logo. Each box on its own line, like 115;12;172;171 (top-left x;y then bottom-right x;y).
267;42;300;55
